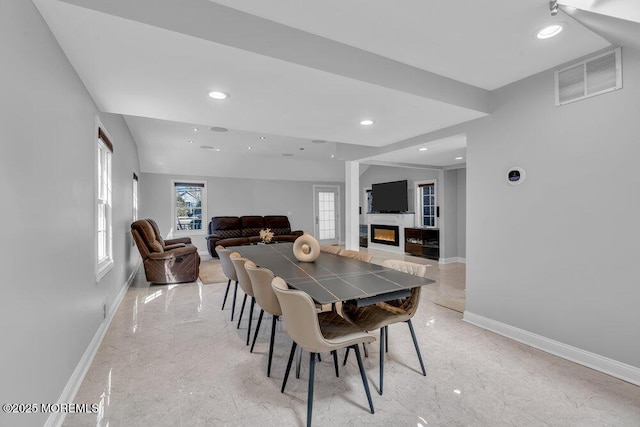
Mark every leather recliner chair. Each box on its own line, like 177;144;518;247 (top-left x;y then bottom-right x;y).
131;219;200;284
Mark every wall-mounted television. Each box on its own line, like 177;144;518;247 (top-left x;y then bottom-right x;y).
371;180;408;213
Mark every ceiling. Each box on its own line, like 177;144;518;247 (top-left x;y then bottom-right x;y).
33;0;621;180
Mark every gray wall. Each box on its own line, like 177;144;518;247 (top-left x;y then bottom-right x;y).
140;173;344;252
461;47;640;368
443;169;458;259
456;168;466;259
359;165;466;260
0;2;140;426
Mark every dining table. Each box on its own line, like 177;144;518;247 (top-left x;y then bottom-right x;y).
227;242;435;306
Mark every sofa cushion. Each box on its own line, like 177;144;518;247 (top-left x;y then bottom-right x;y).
264;215;292;235
216;237;250;247
210;217;243;239
241;216;265;237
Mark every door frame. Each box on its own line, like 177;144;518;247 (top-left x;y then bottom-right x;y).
312;184;341;244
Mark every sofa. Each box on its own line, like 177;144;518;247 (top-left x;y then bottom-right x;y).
206;215;304;257
131;218;200;284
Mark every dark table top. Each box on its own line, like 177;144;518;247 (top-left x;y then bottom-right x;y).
228;243;435;305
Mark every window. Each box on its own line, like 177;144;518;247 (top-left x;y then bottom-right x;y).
366;189;373;214
96;126;113;280
417;181;437;228
132;173;139;222
173;181;206;233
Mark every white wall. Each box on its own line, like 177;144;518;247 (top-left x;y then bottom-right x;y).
140;173;344;252
0;2;140;426
463;47;640;370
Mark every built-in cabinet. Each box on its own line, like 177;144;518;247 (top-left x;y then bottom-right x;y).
405;227;440;260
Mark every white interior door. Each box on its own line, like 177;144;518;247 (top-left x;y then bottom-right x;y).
313;185;340;244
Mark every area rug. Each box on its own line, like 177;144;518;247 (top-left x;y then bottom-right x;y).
198;260;227;284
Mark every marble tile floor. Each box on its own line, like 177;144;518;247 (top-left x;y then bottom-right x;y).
64;256;640;426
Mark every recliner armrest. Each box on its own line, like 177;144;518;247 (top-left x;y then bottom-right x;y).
148;245;198;260
164;243;186;250
164;237;192;245
292;230;304;237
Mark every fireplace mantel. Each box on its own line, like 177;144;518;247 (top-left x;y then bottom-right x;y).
366;213;415;254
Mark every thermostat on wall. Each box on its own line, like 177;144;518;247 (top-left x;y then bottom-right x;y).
507;167;525;185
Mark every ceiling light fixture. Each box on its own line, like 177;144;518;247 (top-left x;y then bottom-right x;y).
247;146;253;150
208;91;230;100
209;126;228;132
549;0;558;16
537;23;563;39
200;145;221;151
193;128;199;132
360;119;375;126
187;140;194;144
259;136;266;140
418;147;428;152
455;156;464;160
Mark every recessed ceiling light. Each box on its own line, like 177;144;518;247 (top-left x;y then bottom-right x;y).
200;146;221;151
536;24;563;39
360;119;375;126
259;136;266;140
209;127;228;132
193;128;199;132
418;147;428;152
187;140;194;144
330;154;335;158
208;91;230;100
247;146;253;150
455;156;464;160
299;147;305;151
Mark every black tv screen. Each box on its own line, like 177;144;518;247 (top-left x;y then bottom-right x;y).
371;180;408;213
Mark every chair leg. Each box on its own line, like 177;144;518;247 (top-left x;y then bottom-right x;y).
379;326;385;395
353;344;375;414
385;325;389;353
250;309;264;353
332;350;339;377
237;293;247;329
230;281;238;321
247;297;256;346
296;346;302;379
221;279;231;310
307;351;316;427
282;341;297;393
363;342;369;358
267;315;278;377
343;347;350;366
406;320;426;376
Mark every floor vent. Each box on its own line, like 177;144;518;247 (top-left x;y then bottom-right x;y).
555;47;622;106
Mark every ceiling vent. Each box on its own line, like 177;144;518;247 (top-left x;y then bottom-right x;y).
555;47;622;106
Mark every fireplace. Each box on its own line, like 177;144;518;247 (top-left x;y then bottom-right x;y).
370;224;400;247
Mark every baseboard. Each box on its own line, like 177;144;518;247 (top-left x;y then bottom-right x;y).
463;311;640;386
440;257;466;264
45;263;139;427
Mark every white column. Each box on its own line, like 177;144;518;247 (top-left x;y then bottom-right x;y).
344;161;360;250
